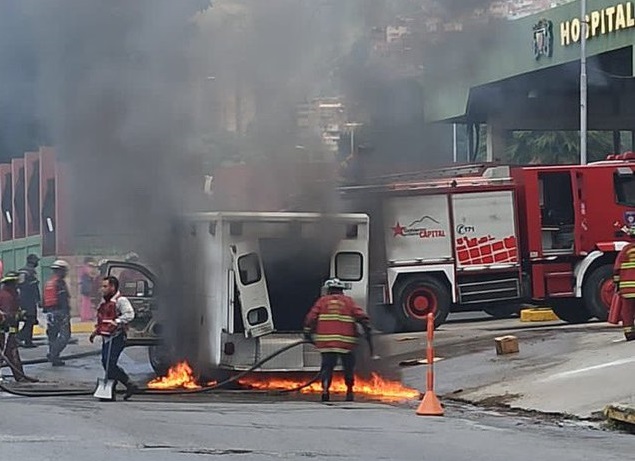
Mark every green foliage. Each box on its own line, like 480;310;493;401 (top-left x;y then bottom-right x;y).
506;131;615;164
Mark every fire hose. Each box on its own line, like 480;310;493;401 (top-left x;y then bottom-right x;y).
0;339;320;398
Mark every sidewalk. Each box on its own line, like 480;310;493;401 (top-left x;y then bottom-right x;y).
32;317;95;336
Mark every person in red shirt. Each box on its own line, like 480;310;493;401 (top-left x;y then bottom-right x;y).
0;271;29;382
304;278;372;402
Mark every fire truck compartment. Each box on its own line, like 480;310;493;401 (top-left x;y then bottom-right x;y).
539;172;574;253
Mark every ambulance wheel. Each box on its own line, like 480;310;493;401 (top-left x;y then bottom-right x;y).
148;343;175;376
550;300;593;324
394;276;451;332
582;264;613;321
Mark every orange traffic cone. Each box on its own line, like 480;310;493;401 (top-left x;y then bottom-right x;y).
416;390;444;416
416;313;444;416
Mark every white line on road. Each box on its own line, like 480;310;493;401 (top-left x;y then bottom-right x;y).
540;357;635;382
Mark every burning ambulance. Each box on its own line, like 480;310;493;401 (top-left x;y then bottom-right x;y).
101;211;369;376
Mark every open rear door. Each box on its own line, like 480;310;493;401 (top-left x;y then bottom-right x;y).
100;261;158;345
230;241;274;338
330;225;369;310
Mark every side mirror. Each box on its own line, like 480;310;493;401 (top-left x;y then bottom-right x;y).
136;280;149;297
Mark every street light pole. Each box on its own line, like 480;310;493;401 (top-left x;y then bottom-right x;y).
580;0;588;165
350;127;355;157
453;123;458;163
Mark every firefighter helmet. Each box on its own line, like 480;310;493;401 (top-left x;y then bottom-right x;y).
323;278;347;291
50;259;70;270
1;271;20;283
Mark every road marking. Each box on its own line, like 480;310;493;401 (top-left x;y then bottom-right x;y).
541;357;635;382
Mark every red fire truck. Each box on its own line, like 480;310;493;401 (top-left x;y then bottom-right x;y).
341;154;635;332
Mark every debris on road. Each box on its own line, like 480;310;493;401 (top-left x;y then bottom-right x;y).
495;335;519;355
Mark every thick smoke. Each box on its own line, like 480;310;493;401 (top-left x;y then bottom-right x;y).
0;0;506;367
20;1;209;260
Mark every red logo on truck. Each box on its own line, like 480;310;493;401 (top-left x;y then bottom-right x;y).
391;216;446;239
456;235;517;265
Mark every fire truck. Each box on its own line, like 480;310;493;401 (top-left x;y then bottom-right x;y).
340;154;635;332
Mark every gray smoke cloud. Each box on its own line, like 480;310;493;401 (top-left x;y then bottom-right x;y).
20;1;209;260
0;0;505;370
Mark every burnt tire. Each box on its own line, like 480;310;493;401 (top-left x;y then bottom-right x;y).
582;264;613;321
148;343;175;376
394;276;451;332
551;299;593;324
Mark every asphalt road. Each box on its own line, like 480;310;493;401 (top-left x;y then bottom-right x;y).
1;392;634;461
2;313;634;460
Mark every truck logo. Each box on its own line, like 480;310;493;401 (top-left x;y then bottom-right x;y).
456;224;476;235
391;215;446;239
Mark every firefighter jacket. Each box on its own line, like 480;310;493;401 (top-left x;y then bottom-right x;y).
95;292;135;336
43;275;70;312
18;264;41;312
304;294;370;354
0;286;21;332
614;243;635;298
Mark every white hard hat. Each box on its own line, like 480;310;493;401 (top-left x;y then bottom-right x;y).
323;278;346;290
50;259;70;269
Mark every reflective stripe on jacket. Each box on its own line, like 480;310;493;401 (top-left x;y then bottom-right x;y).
614;243;635;298
303;294;370;353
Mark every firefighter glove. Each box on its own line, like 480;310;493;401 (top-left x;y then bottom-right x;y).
303;329;314;344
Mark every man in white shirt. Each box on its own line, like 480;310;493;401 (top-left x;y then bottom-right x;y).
90;275;137;400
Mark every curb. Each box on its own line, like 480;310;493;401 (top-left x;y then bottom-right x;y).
33;321;94;336
520;308;559;322
604;404;635;426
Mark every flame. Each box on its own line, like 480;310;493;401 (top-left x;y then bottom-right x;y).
147;361;211;390
238;372;420;402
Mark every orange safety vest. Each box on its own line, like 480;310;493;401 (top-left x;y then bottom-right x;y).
43;276;60;309
614;243;635;298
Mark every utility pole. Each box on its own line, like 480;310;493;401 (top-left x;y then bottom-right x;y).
580;0;588;165
453;123;458;163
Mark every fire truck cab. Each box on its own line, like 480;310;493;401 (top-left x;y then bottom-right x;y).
341;155;635;332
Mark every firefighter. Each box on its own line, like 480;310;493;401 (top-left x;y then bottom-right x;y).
16;254;41;348
43;260;72;366
611;243;635;341
89;275;138;400
0;271;30;382
303;278;372;402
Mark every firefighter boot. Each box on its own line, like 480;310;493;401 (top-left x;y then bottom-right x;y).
123;381;139;401
321;378;330;402
624;326;635;342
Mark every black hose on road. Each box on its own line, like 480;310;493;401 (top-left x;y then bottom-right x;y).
0;340;320;398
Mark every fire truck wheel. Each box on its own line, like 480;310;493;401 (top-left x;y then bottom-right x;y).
582;264;613;321
394;276;451;331
551;300;593;324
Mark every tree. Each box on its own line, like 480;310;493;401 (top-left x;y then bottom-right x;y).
506;131;614;165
